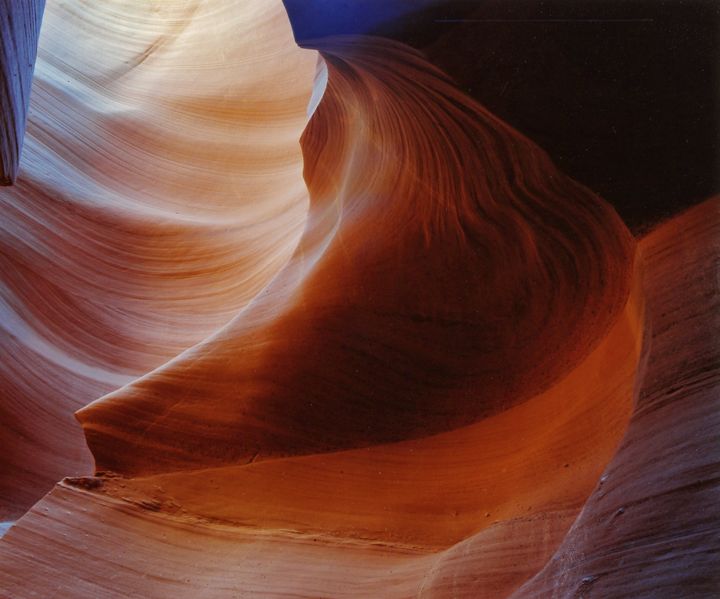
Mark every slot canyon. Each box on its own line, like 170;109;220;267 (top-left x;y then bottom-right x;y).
0;1;718;597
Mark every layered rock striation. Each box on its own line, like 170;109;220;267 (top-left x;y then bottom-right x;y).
0;1;717;597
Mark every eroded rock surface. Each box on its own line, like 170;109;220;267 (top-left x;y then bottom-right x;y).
0;1;717;597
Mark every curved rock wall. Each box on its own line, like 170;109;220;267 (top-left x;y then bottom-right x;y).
0;1;716;597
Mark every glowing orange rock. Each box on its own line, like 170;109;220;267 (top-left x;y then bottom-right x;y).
1;1;717;597
78;37;634;477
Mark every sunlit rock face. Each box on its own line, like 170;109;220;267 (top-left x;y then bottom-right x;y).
1;1;718;597
0;0;316;518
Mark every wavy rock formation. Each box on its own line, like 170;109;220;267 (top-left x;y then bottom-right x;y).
511;201;720;599
1;0;718;597
0;0;316;518
77;35;634;476
2;198;717;597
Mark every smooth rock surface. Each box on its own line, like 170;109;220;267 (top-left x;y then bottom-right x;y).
0;1;717;597
0;0;316;519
